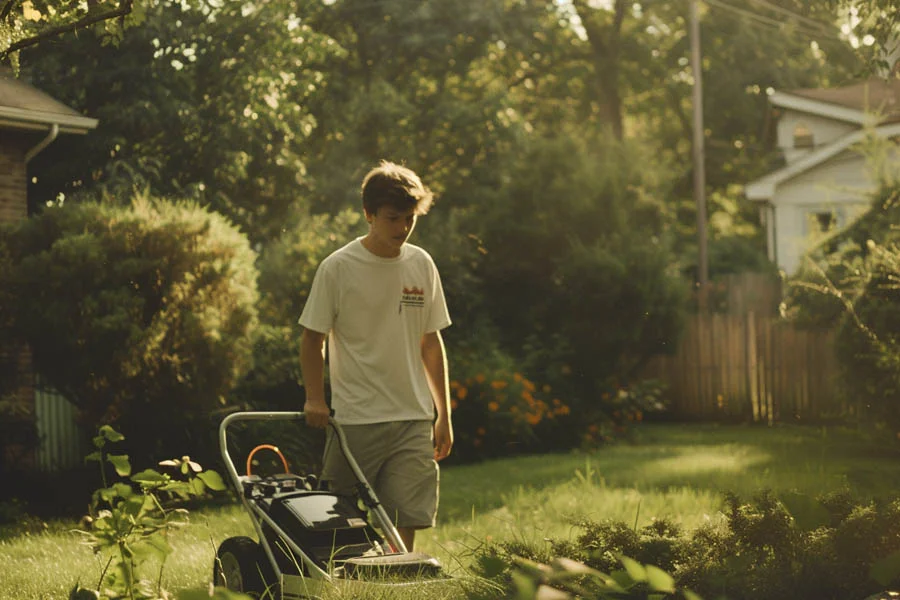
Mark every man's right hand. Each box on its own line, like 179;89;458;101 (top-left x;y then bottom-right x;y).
303;398;331;429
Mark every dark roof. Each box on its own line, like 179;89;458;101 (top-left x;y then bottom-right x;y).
0;68;97;133
788;77;900;123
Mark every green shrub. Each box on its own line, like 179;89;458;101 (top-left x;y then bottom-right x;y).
447;333;574;463
1;191;258;465
473;133;689;422
472;491;900;600
833;242;900;433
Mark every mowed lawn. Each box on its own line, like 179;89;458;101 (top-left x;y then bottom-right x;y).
3;423;899;599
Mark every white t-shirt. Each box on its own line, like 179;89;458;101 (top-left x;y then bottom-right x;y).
299;238;451;425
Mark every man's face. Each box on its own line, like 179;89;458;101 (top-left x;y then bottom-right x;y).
367;206;418;252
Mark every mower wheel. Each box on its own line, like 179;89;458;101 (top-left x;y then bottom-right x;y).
213;536;275;598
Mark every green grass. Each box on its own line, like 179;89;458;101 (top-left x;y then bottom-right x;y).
3;423;899;599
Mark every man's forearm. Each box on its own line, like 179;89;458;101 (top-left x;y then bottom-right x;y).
422;332;451;419
299;332;326;404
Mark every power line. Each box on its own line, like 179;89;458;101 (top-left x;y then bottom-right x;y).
746;0;837;34
705;0;842;42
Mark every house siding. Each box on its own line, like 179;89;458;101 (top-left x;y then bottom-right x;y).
776;112;856;163
773;151;873;273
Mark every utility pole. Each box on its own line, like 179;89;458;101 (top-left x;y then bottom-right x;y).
689;0;708;310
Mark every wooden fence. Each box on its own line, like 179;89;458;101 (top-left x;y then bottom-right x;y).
644;312;853;423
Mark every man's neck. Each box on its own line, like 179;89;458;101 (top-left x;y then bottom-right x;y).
361;234;401;258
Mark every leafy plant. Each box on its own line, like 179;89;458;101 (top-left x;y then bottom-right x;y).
74;425;226;600
473;491;900;600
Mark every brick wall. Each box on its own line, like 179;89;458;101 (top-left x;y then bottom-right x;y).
0;133;27;223
0;132;36;468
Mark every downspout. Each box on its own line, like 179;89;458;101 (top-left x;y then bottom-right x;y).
768;201;778;268
24;123;59;164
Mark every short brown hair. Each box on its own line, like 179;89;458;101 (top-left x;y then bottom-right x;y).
361;161;434;216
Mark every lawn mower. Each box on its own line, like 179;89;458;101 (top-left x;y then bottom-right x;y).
213;411;446;599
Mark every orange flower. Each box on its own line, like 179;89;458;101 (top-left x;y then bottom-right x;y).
475;373;486;384
635;410;643;422
451;399;459;410
477;427;486;436
450;380;460;390
457;386;468;400
488;401;500;412
561;365;572;375
523;379;536;393
521;390;535;405
513;372;523;382
491;380;508;390
525;413;541;426
543;384;552;393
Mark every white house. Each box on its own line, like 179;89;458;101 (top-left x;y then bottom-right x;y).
745;77;900;274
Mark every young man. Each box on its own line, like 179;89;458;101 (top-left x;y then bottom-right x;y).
298;161;453;551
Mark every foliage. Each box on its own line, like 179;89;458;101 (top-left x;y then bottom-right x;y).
500;554;700;600
474;132;689;412
0;191;258;464
74;424;226;600
23;0;341;241
0;0;147;68
787;179;900;432
447;336;573;463
0;240;37;475
833;242;900;433
472;490;900;600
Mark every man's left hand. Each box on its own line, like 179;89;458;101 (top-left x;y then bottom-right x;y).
433;416;454;461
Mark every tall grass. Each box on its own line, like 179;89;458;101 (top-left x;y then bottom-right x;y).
3;423;898;599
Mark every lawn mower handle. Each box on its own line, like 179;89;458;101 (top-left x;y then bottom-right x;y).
217;410;409;554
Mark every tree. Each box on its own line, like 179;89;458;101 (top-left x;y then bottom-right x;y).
1;190;258;463
1;0;145;67
23;0;340;242
474;129;688;407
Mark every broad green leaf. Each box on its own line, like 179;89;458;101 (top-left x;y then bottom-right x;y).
107;454;132;477
618;555;648;583
683;590;704;600
99;425;125;443
610;569;635;589
871;549;900;586
512;570;538;600
131;469;168;485
535;584;570;599
645;565;676;593
197;470;227;491
190;476;207;496
551;557;597;575
84;451;102;463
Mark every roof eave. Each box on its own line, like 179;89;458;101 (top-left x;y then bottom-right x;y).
745;180;774;201
744;122;900;202
0;105;98;134
770;91;871;125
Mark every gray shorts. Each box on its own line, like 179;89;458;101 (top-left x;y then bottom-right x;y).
321;420;439;529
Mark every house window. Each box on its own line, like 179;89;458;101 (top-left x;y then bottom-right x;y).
808;211;836;234
793;123;814;148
